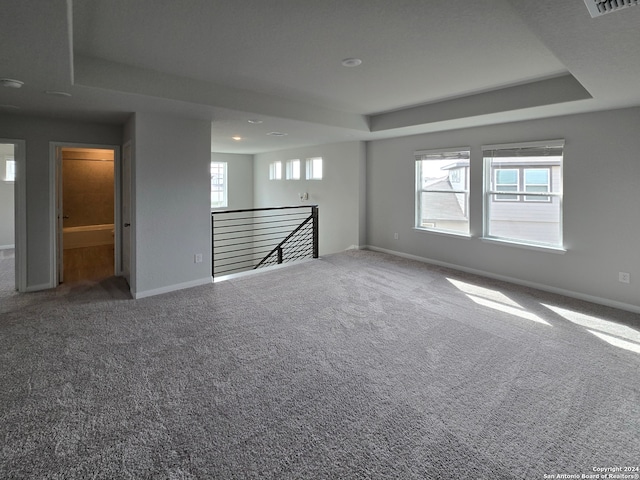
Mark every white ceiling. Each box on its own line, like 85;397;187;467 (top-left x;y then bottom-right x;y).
1;0;639;154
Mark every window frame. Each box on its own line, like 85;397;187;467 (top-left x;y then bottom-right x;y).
210;161;228;209
482;140;564;251
414;147;471;236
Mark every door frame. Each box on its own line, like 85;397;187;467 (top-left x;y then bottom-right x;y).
49;142;122;286
0;138;26;292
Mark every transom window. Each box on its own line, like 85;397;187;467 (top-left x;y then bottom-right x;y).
306;157;323;180
211;161;228;209
415;148;470;235
4;157;15;182
269;161;282;180
483;140;564;248
286;159;300;180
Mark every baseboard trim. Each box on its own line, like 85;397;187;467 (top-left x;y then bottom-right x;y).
25;283;53;293
0;244;15;250
133;277;213;300
364;245;640;314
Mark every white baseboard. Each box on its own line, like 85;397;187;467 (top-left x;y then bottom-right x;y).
133;276;213;299
25;283;53;293
0;244;15;250
364;245;640;314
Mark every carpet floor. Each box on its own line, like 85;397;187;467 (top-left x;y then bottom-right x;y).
1;250;639;479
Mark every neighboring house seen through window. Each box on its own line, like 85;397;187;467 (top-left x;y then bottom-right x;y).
211;161;227;209
483;140;563;248
415;148;470;235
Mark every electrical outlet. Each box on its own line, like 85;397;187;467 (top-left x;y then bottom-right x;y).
194;253;203;264
394;233;399;240
619;272;630;284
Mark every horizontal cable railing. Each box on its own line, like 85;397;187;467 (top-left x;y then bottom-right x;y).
212;205;318;278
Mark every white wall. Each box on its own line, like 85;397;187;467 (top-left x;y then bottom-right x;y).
211;152;254;210
367;107;640;310
133;113;212;297
254;141;366;256
0;114;122;289
0;143;15;247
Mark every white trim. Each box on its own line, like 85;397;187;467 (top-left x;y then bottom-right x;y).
0;244;16;250
412;227;472;239
213;258;314;283
24;283;52;293
414;146;470;157
133;276;213;299
480;236;566;254
363;245;640;314
482;139;565;151
1;138;26;292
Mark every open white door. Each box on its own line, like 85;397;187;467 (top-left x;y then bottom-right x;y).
122;141;132;285
56;146;64;284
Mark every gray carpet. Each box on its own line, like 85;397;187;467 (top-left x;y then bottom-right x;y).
1;250;639;479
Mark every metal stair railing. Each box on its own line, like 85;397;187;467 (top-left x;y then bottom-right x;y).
211;205;318;278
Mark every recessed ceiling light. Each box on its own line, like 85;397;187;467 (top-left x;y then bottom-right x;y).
248;119;263;124
232;136;242;141
341;58;362;67
0;78;24;88
266;132;288;137
45;90;72;97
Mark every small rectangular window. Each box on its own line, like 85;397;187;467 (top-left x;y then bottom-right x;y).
483;140;563;248
306;157;323;180
415;148;470;235
211;161;228;209
269;161;282;180
4;157;15;182
286;159;300;180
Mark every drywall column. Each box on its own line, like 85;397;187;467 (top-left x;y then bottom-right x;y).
133;113;212;298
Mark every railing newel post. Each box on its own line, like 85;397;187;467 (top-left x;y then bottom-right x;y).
312;205;319;259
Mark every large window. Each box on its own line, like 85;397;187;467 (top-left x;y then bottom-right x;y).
415;148;470;235
483;140;563;248
211;161;227;209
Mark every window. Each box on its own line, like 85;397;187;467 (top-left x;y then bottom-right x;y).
286;159;300;180
483;140;564;248
211;161;227;209
415;148;470;235
494;169;519;201
306;157;323;180
4;157;15;182
269;161;282;180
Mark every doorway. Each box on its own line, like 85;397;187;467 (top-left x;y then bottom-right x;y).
53;145;120;285
0;143;16;291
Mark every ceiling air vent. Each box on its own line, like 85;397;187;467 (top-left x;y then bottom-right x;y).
584;0;639;17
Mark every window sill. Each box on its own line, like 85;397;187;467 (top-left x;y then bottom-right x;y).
413;227;471;239
480;237;566;254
